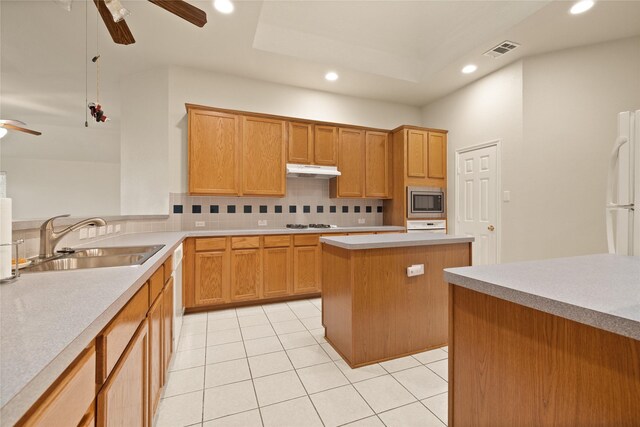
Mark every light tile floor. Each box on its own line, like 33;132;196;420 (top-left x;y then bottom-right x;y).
156;298;449;427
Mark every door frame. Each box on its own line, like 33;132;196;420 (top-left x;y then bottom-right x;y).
454;139;502;264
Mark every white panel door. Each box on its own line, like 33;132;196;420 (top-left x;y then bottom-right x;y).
457;145;498;265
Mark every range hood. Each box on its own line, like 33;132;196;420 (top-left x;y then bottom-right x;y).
286;163;341;179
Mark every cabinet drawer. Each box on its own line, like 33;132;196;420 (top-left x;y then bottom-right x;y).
195;237;226;252
149;267;164;303
163;255;173;283
294;234;320;246
23;346;96;427
97;282;149;382
264;235;291;248
232;236;260;249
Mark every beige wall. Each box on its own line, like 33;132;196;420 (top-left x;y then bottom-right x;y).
422;36;640;262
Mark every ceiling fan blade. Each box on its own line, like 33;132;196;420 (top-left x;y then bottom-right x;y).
2;123;42;136
0;119;27;127
93;0;136;45
148;0;207;27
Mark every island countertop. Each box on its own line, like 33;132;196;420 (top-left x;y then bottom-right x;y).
444;254;640;341
320;232;474;250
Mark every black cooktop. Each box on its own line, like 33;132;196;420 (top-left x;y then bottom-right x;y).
286;224;333;229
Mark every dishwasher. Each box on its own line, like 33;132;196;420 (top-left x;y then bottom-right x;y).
172;243;184;351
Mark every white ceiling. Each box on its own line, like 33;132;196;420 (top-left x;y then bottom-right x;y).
1;0;640;126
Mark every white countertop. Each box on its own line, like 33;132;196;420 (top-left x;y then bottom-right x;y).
0;226;403;424
321;233;474;250
444;254;640;340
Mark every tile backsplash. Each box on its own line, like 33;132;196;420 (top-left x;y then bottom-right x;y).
168;179;383;231
12;179;385;259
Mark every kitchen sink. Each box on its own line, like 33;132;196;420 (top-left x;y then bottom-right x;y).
23;244;164;272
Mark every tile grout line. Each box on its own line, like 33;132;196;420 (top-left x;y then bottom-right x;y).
236;305;266;427
417;390;449;427
263;300;327;427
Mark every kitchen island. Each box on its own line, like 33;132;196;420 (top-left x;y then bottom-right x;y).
321;233;473;368
445;254;640;426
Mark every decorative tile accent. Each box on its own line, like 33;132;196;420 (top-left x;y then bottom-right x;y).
260;205;268;213
377;206;383;213
192;205;202;214
303;205;311;213
330;206;337;213
227;205;236;214
289;205;297;213
275;205;283;214
317;206;324;213
173;205;183;214
244;205;252;214
342;206;349;213
354;206;361;213
210;205;219;214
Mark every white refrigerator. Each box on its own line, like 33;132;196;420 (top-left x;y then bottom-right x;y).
606;110;640;256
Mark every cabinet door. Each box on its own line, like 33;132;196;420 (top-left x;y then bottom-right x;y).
365;131;391;198
194;251;230;306
314;125;338;166
148;295;163;423
188;109;240;195
231;249;262;301
293;245;321;294
288;122;313;164
427;132;446;179
163;277;174;374
97;322;148;427
263;247;292;298
406;129;427;179
242;116;286;196
335;128;365;197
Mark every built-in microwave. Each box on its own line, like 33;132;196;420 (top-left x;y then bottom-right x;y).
407;186;445;218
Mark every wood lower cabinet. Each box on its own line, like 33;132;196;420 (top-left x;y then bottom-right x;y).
314;125;338;166
263;246;292;298
188;109;240;195
162;277;174;374
194;250;230;306
97;321;149;427
293;244;321;294
288;122;313;164
331;128;365;198
365;131;391;198
147;295;163;424
241;116;286;196
231;249;262;301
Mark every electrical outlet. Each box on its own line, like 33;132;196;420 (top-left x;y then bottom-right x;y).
88;227;97;238
106;225;114;234
258;220;268;226
79;228;88;240
358;218;366;224
98;226;106;236
195;221;205;227
115;224;121;233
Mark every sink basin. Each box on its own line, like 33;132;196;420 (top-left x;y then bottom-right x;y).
24;244;164;272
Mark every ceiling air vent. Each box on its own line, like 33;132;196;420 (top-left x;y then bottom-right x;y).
484;41;520;58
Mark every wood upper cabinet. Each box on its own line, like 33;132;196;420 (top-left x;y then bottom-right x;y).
332;128;365;198
427;132;446;179
288;122;313;164
147;294;163;424
263;246;292;298
97;321;149;427
162;277;174;374
188;109;240;195
314;125;338;166
194;248;230;306
231;249;262;301
241;116;286;196
406;129;427;179
365;131;391;198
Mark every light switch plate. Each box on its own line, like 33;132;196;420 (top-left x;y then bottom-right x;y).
88;227;97;238
79;228;88;240
258;220;268;226
195;221;205;227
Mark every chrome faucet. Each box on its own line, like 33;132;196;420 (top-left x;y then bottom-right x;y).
39;214;107;259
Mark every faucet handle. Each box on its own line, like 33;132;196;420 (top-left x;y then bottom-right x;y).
40;214;71;230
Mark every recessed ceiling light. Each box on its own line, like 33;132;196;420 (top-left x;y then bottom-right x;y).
461;64;477;74
325;72;339;81
570;0;594;14
214;0;234;14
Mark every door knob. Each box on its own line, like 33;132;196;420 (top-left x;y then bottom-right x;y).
488;225;495;231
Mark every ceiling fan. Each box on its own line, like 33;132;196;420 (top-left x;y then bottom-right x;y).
93;0;207;45
0;120;42;139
